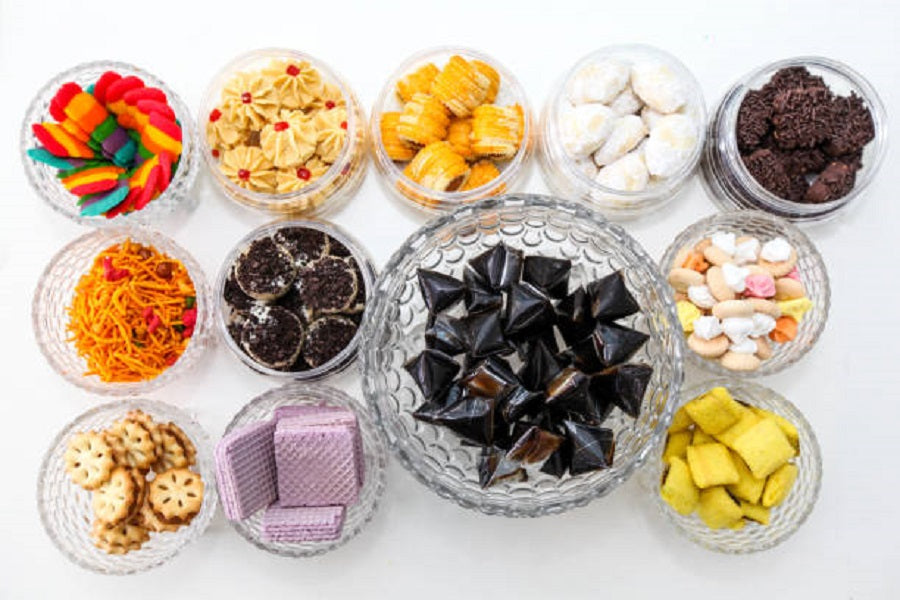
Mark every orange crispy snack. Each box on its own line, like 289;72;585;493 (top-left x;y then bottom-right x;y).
470;104;523;159
404;141;471;192
429;56;492;118
380;112;416;161
446;118;474;160
396;63;440;103
460;160;500;191
769;316;798;343
471;60;500;104
682;251;710;273
396;93;450;147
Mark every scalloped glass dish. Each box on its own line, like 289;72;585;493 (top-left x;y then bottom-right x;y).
360;193;683;517
21;60;198;228
32;228;213;396
222;382;387;557
660;210;830;377
37;398;217;574
646;379;822;553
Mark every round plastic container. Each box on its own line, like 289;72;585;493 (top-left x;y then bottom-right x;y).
370;46;534;213
660;210;830;377
37;398;217;574
539;44;706;219
21;60;199;228
647;379;822;553
360;193;684;517
221;382;387;557
215;219;376;380
701;56;887;223
32;228;213;396
200;49;367;216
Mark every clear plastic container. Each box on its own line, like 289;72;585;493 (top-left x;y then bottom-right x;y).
539;44;706;220
360;193;684;517
20;60;199;228
199;49;367;216
370;46;534;213
32;228;213;396
645;379;822;553
701;56;887;223
215;219;376;380
37;398;217;574
660;210;830;377
221;382;387;557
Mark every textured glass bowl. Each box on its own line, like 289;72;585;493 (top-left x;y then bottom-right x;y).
215;219;376;380
539;44;706;220
37;398;217;574
21;60;199;228
222;382;387;557
647;379;822;553
370;46;534;213
360;193;683;517
200;49;367;216
660;210;830;377
32;228;213;396
701;56;887;223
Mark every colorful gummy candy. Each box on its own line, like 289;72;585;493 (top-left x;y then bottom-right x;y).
27;70;183;218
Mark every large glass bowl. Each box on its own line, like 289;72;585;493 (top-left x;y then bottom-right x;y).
222;382;387;557
659;210;830;377
360;193;683;517
37;398;217;574
21;60;199;228
646;379;822;553
32;228;213;396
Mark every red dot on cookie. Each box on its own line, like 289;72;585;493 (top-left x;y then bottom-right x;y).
325;100;335;110
286;64;300;77
340;121;347;130
238;169;250;180
274;121;289;132
212;149;220;158
296;167;311;180
241;92;252;104
209;109;222;122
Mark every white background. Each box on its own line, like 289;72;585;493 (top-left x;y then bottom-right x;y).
1;0;898;597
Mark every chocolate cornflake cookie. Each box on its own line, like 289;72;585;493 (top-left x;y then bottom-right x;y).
273;227;330;263
736;90;772;151
771;86;834;149
742;149;806;202
805;161;857;203
234;237;297;301
240;306;305;370
825;93;875;156
302;316;359;368
298;256;359;314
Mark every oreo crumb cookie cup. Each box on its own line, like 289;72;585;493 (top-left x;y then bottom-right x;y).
216;219;375;380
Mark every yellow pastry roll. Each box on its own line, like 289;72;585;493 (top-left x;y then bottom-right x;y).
396;63;440;103
430;55;492;117
470;104;523;160
396;93;450;147
460;160;500;191
446;118;475;160
380;112;417;161
404;141;471;192
471;59;500;103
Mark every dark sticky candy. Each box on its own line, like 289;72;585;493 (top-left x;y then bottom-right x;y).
461;356;518;399
586;270;640;322
417;269;465;314
463;267;503;314
404;348;460;401
425;314;468;356
555;286;595;346
516;338;562;391
504;282;555;339
468;243;523;292
501;386;545;423
507;426;564;464
463;309;513;359
564;421;616;475
591;363;653;418
522;256;571;298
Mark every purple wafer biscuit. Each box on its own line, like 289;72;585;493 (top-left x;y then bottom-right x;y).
262;504;345;542
215;419;278;520
273;404;347;421
276;409;365;485
274;422;361;507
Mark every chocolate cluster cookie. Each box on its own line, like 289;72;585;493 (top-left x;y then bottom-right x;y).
223;226;367;373
736;66;874;204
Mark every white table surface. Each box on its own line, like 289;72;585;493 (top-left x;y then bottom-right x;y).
2;0;898;597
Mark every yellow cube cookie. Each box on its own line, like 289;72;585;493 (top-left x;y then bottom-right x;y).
726;451;766;504
750;406;800;451
686;443;740;488
663;431;691;464
741;501;771;525
684;387;745;435
731;418;796;479
660;456;699;516
729;519;747;531
668;406;693;433
762;463;799;508
713;406;761;450
692;428;715;445
697;486;743;529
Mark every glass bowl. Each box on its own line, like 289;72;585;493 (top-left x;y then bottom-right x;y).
647;379;822;553
37;398;217;574
370;46;534;213
21;60;199;228
222;382;387;557
32;228;213;396
199;49;367;216
215;219;376;380
659;210;830;377
701;56;887;223
360;193;683;517
539;44;706;220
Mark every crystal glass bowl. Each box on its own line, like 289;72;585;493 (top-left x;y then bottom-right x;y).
214;218;376;380
538;44;706;220
199;49;367;216
370;46;534;213
222;382;387;557
32;228;213;396
360;193;683;517
647;379;822;553
659;210;830;377
701;56;887;223
21;60;199;228
37;398;217;574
